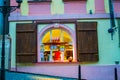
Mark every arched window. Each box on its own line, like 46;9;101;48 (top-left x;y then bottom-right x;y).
40;28;74;62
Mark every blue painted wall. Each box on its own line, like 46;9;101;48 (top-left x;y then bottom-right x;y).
0;0;3;35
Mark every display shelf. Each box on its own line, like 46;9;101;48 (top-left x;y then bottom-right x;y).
43;42;67;45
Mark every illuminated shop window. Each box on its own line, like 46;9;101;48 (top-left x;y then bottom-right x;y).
40;28;74;62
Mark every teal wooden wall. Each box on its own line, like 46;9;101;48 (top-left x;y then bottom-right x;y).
0;0;3;35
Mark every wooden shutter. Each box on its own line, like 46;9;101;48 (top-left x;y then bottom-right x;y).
76;22;98;62
16;23;37;63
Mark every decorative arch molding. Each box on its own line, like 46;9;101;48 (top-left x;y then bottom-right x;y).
38;23;75;39
37;23;77;62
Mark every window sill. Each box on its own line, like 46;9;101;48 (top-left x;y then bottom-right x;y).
35;61;79;65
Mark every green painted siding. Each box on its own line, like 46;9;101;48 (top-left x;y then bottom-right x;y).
9;21;32;68
51;0;64;14
9;22;16;68
104;0;109;13
117;19;120;47
77;19;120;65
9;0;120;67
21;0;29;16
86;0;95;14
9;19;120;67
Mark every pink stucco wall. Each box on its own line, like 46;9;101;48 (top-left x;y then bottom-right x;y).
29;2;51;16
95;0;105;13
16;64;120;80
64;1;86;14
16;63;79;78
10;0;18;6
10;0;120;15
81;65;115;80
114;1;120;13
10;0;21;10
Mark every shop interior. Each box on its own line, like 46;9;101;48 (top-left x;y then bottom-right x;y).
40;28;73;62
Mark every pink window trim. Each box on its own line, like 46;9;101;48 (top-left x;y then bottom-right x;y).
29;2;51;16
95;0;105;13
64;1;86;14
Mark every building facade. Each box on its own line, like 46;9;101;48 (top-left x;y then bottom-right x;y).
1;0;120;79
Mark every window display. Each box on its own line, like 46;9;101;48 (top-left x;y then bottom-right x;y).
40;28;73;62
